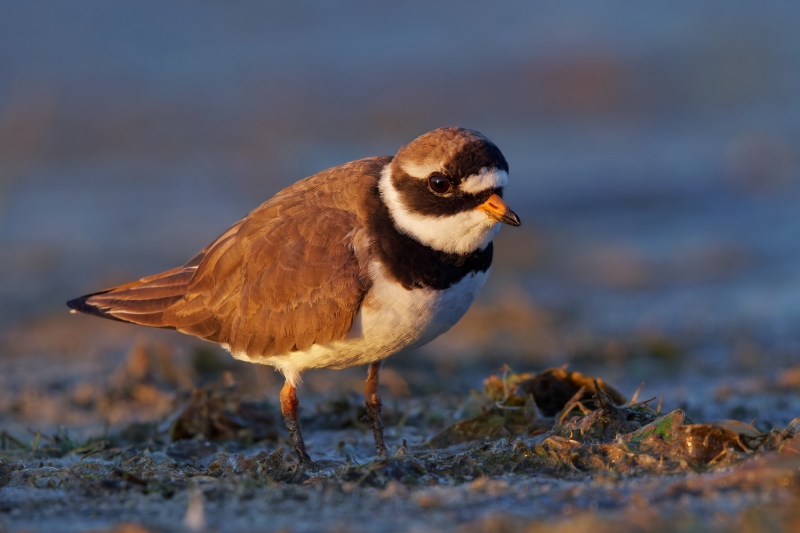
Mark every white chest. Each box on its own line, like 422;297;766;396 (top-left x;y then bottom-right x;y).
360;264;489;352
354;262;489;354
254;261;489;385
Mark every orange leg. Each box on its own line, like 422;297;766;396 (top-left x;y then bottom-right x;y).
365;361;390;459
280;381;312;464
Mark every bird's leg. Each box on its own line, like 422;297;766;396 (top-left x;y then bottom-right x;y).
279;381;312;464
364;361;390;459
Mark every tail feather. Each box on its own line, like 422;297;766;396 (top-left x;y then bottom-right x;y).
67;290;131;323
67;267;195;328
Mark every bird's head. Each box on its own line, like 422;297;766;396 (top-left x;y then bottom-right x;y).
379;127;520;255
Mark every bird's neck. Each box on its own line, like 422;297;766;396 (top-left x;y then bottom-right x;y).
368;170;493;291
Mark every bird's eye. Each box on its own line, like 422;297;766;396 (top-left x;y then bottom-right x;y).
428;175;451;194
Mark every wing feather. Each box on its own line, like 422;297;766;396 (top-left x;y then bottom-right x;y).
69;157;387;359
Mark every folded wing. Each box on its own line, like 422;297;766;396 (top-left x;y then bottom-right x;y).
68;163;378;357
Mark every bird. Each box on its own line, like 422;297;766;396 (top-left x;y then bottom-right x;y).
67;127;520;463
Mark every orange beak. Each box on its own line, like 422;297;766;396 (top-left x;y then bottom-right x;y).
477;194;521;226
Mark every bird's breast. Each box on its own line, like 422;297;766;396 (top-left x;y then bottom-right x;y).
352;260;490;353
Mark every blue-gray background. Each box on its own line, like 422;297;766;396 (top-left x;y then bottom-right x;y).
1;2;799;409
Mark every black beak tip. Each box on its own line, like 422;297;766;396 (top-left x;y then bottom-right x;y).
505;211;521;227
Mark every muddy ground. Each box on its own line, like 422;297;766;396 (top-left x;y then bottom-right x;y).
1;314;800;533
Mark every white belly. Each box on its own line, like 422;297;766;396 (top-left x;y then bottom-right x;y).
242;262;489;385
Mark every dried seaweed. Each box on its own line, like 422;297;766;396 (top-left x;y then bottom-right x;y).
518;368;627;417
168;385;277;443
431;368;629;448
431;370;796;481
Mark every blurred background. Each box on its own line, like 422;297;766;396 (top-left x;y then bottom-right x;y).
1;1;800;436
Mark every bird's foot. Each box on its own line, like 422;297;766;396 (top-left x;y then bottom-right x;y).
285;420;314;466
375;444;390;460
363;406;390;460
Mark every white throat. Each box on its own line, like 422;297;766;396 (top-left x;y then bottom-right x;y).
378;164;501;255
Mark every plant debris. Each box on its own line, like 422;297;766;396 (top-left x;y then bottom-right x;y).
2;364;800;532
168;385;277;443
518;367;627;416
431;367;628;447
431;367;797;480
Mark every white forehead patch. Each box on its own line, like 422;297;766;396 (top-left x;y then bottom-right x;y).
378;165;501;255
398;159;444;179
460;168;508;194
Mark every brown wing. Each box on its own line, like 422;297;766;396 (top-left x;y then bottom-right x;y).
68;157;388;357
66;221;243;326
